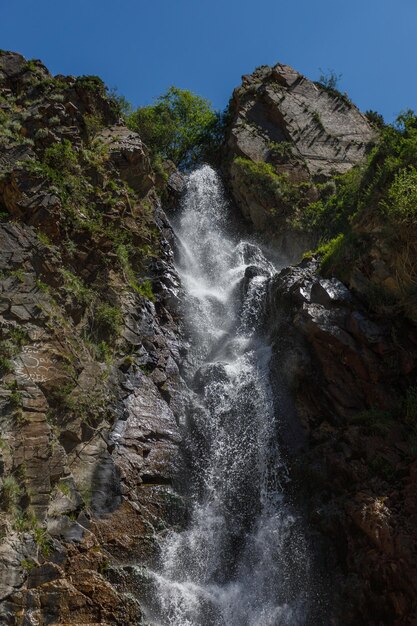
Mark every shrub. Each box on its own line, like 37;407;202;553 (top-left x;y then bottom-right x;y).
382;167;417;223
318;232;368;278
136;279;155;301
233;157;291;210
315;68;352;108
234;157;313;218
127;87;223;169
91;302;122;342
1;476;22;512
83;113;104;139
317;68;342;91
60;269;94;308
43;139;78;175
298;166;362;238
75;75;106;95
365;110;385;129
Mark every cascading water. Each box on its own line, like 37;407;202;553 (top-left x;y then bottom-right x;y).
142;166;313;626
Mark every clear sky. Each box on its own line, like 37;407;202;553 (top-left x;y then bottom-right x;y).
1;0;415;122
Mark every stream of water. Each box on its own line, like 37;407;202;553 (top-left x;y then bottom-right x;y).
142;166;312;626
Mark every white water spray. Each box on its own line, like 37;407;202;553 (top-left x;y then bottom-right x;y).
143;166;311;626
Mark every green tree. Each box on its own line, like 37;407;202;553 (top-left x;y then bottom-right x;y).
127;87;222;169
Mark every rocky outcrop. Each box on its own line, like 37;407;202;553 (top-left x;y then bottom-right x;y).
0;51;187;624
265;261;417;624
222;63;376;260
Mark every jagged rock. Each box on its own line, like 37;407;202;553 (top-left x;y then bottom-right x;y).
222;63;376;260
226;63;375;179
0;50;187;623
266;259;417;623
99;125;154;195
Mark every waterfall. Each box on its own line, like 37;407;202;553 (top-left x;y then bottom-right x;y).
142;166;312;626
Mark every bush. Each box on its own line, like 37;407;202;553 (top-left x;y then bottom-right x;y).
317;68;342;91
75;75;106;95
43;139;78;175
233;157;292;210
382;167;417;223
91;302;122;342
365;110;385;129
298;166;362;239
1;476;22;512
315;68;352;108
318;232;368;278
127;87;223;169
234;157;314;219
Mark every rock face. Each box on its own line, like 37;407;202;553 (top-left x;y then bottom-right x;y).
1;50;416;626
222;63;376;260
0;51;187;624
265;261;417;624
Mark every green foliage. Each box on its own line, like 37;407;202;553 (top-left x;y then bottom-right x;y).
43;139;78;175
0;328;28;375
382;167;417;223
24;60;41;73
60;269;94;308
311;111;324;130
21;559;36;572
32;526;52;556
116;243;155;301
0;355;13;375
83;113;105;140
75;75;106;95
233;158;290;211
234;157;312;216
57;481;71;497
2;476;22;513
136;279;155;301
315;68;352;108
90;302;122;342
107;87;132;118
317;68;342;91
297;166;362;239
365;110;385;129
7;380;22;408
127;87;222;168
37;231;53;248
317;232;368;278
359;110;417;209
268;141;293;161
350;407;394;435
74;76;131;118
304;112;417;292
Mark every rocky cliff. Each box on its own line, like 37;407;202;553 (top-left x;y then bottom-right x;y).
223;66;417;624
0;51;187;624
222;63;376;260
1;50;417;626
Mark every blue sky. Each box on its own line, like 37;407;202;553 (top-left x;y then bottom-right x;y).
1;0;415;122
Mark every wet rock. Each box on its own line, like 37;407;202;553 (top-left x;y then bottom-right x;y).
266;258;417;624
310;277;353;307
241;265;270;296
193;362;229;393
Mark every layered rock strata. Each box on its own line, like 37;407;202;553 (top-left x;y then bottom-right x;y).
0;51;186;624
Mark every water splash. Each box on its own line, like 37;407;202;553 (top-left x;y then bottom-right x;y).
143;166;311;626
